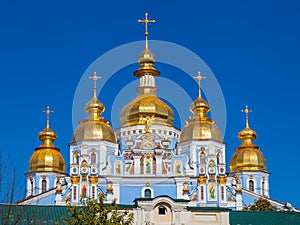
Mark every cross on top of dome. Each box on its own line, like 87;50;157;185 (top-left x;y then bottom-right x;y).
138;12;156;49
89;71;102;98
43;106;54;129
193;71;206;98
241;105;253;128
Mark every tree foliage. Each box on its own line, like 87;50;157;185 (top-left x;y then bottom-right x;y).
58;193;133;225
244;198;276;211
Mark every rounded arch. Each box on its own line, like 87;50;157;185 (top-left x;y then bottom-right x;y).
38;176;50;194
141;186;154;198
152;199;173;224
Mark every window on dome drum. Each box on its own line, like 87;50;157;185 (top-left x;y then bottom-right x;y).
30;180;34;196
42;179;47;193
262;181;265;196
249;180;254;192
158;206;166;215
144;189;151;198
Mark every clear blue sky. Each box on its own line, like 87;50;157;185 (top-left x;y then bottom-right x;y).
1;1;299;207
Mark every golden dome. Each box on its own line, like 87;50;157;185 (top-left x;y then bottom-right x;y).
29;107;66;173
72;97;117;143
120;93;174;127
180;96;223;142
230;106;266;173
230;145;266;173
138;47;155;64
29;146;66;173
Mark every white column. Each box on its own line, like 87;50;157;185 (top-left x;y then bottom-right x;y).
236;190;243;210
134;156;141;175
155;155;163;175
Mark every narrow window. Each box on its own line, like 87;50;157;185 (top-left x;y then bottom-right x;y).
249;180;254;192
201;186;204;200
91;153;96;164
92;186;95;199
144;189;151;198
73;186;77;200
158;206;166;215
42;179;47;193
30;180;34;196
221;186;225;200
262;181;265;196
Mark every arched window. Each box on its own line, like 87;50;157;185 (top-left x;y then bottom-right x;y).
249;180;254;192
144;189;151;198
30;179;34;196
158;205;166;215
262;181;265;196
42;179;47;193
91;152;96;164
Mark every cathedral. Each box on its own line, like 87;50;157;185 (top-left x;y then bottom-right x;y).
19;13;290;215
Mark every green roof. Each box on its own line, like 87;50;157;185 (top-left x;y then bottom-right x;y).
0;204;68;224
230;211;300;225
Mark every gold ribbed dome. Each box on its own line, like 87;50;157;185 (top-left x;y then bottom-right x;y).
29;107;66;173
72;73;117;143
120;93;174;127
230;106;266;173
180;96;223;142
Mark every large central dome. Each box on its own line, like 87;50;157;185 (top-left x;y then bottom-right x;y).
119;37;174;127
120;89;174;127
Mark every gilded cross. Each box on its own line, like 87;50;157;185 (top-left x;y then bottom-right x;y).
138;12;155;49
193;71;206;98
89;71;102;98
241;105;252;128
43;106;54;129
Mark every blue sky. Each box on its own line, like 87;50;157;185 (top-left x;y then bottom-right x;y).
1;1;300;206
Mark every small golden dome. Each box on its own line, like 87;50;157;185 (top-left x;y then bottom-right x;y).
230;146;266;173
29;146;66;173
134;48;160;78
190;97;210;118
180;97;223;142
85;97;105;114
29;107;66;173
138;47;155;64
230;106;266;173
72;97;117;143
